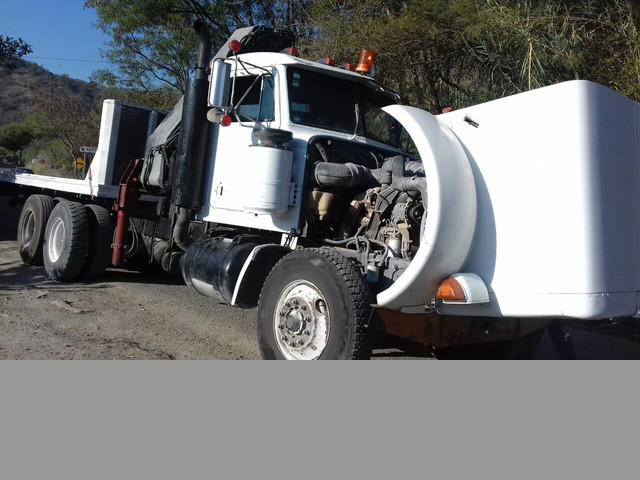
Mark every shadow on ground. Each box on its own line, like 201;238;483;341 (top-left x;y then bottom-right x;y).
0;195;20;241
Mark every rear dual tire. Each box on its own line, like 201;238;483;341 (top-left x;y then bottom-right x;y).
81;204;113;279
17;194;54;265
41;201;113;282
43;201;90;281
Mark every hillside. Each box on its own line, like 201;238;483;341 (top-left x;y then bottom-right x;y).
0;58;99;127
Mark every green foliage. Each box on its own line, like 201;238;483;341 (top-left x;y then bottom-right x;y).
91;69;181;110
85;0;313;92
0;35;32;64
30;80;101;167
0;120;40;152
303;0;640;112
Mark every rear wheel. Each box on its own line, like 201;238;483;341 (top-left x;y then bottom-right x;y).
17;194;54;265
258;248;374;360
43;201;89;281
79;204;113;279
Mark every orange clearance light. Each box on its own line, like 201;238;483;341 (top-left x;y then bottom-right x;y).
282;47;299;57
340;63;357;71
229;40;242;53
442;107;453;114
220;114;232;127
436;278;466;302
356;49;374;74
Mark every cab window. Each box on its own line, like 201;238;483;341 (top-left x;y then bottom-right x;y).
229;74;275;122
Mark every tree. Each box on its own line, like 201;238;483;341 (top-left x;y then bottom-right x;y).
0;121;38;152
85;0;314;92
0;35;32;68
31;81;101;167
0;35;32;61
302;0;488;112
303;0;640;112
84;0;640;111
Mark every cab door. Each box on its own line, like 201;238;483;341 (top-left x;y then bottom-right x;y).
200;69;278;220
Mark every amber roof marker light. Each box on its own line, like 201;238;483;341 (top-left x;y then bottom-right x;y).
356;50;375;75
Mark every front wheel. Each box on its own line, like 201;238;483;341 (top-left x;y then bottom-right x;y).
257;248;374;360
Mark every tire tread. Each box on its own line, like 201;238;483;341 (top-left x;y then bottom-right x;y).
17;194;54;265
80;204;113;279
258;247;374;360
44;201;89;281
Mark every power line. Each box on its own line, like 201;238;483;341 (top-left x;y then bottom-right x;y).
28;56;112;64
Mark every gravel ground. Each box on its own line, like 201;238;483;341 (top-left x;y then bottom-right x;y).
0;239;263;360
0;196;260;360
0;196;429;360
0;240;434;360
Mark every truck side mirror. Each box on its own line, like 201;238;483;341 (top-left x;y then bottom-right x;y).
208;59;231;108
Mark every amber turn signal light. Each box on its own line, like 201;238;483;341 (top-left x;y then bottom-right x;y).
436;278;466;302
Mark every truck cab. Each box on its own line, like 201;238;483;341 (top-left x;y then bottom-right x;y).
199;51;409;233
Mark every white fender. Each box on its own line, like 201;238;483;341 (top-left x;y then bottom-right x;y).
377;105;477;310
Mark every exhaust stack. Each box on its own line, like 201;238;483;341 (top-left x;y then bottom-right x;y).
172;19;212;211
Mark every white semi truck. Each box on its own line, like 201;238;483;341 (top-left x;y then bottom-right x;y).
2;23;639;359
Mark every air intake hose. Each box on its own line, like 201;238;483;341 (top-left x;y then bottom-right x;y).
312;156;425;191
313;162;379;189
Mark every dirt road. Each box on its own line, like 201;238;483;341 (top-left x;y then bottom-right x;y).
0;238;265;359
0;198;428;360
0;194;265;359
0;238;434;360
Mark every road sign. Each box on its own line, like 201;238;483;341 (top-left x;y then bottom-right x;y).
74;157;85;170
80;146;97;154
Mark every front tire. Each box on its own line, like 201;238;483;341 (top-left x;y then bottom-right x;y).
43;201;89;281
258;248;374;360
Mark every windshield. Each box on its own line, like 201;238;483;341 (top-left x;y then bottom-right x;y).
286;67;404;149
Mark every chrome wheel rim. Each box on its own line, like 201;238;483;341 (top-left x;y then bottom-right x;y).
21;210;35;248
274;280;330;360
48;217;65;263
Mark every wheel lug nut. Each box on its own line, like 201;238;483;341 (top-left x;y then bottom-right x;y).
282;336;288;341
289;342;296;347
285;302;291;308
298;340;304;345
304;330;310;335
302;306;307;311
305;316;311;322
293;300;299;306
278;324;284;329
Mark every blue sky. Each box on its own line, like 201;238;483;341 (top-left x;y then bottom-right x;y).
0;0;114;81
